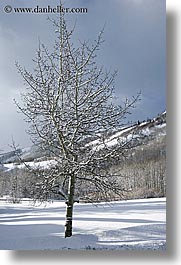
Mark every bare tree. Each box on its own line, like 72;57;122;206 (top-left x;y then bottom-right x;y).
15;13;140;237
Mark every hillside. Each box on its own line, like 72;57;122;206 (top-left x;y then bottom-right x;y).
0;111;166;166
0;112;166;201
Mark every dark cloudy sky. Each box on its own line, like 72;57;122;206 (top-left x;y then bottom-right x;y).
0;0;166;152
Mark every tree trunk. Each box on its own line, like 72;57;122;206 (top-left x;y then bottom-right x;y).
65;174;75;238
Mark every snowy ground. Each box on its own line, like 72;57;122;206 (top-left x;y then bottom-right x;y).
0;198;166;250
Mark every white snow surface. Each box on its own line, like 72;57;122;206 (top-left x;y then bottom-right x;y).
3;159;56;171
0;197;166;250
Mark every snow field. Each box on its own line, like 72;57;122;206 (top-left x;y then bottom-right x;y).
0;197;166;250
